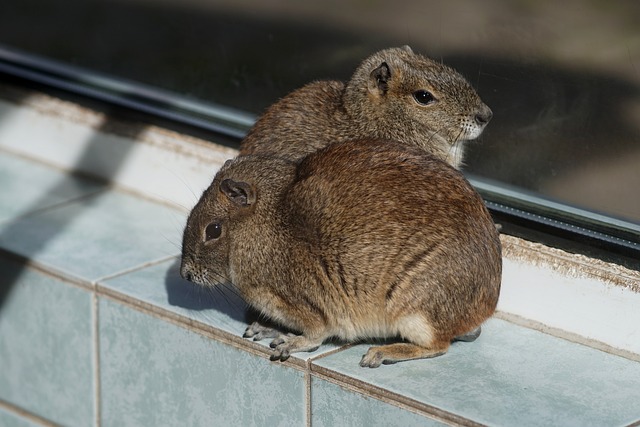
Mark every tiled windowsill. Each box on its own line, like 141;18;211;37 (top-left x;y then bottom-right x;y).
1;84;639;426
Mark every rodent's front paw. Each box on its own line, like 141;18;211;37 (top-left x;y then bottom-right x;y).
243;322;281;341
269;334;321;362
269;333;297;361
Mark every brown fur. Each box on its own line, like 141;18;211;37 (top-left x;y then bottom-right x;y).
181;139;502;367
239;46;493;169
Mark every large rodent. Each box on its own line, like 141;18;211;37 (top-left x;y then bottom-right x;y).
181;139;502;367
239;46;493;169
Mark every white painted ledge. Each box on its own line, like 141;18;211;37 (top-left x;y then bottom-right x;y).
498;255;640;357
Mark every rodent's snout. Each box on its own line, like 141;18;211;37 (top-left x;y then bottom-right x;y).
180;261;195;283
182;270;194;282
474;105;493;126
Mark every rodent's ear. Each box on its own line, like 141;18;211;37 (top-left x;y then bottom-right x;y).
401;45;413;54
368;62;391;97
220;179;256;207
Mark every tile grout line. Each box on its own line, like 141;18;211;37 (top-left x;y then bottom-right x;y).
97;287;482;426
0;250;181;297
0;187;110;225
0;143;195;214
95;290;312;372
92;291;101;427
495;311;640;362
93;254;180;284
8;246;635;427
304;370;311;427
305;365;312;427
308;367;483;427
0;249;93;292
308;343;356;363
0;399;58;427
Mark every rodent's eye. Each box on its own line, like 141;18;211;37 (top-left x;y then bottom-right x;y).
413;90;436;105
205;223;222;241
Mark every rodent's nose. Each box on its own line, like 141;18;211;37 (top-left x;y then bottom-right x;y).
475;107;493;126
180;262;194;282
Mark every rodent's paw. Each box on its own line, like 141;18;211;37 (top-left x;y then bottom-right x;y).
268;333;297;361
359;348;387;368
243;322;281;341
269;334;321;362
360;343;448;368
453;326;482;343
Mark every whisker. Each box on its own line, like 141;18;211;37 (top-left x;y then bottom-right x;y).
176;282;209;322
453;128;466;166
202;269;246;304
152;193;193;213
214;286;233;308
160;232;182;251
425;126;444;146
160;165;203;206
224;286;246;311
215;282;247;314
424;123;454;151
220;282;246;304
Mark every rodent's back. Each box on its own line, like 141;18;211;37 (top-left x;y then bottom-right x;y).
287;139;501;336
239;46;493;168
291;139;499;268
240;81;346;160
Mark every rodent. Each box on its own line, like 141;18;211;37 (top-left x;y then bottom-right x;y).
239;46;493;169
180;138;502;367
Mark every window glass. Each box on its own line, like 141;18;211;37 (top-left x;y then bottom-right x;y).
1;0;639;230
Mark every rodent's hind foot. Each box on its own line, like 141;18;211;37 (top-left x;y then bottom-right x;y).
453;326;482;343
359;342;448;368
243;321;281;341
269;333;322;362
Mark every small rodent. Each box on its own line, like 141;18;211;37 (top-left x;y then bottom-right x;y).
181;139;502;367
239;46;492;169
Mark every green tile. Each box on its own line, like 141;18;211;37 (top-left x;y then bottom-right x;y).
99;298;307;426
312;318;640;427
311;377;446;427
0;152;104;222
0;190;185;282
0;257;94;427
99;257;340;361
